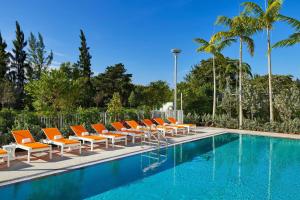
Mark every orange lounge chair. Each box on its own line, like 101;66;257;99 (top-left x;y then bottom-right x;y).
111;122;144;144
70;125;108;151
142;119;175;136
91;123;127;147
153;118;187;135
0;149;9;167
42;128;81;156
11;130;52;163
167;117;196;133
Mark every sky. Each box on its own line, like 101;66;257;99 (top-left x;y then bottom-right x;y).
0;0;299;86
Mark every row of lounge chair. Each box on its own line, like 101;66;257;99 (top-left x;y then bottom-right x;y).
0;117;196;167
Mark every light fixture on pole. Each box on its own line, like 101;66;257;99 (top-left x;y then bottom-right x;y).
171;48;181;118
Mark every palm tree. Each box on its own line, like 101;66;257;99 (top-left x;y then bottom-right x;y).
211;15;257;128
194;37;235;120
242;0;300;122
273;32;300;48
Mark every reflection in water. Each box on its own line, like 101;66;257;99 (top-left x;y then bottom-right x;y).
238;134;243;183
212;136;215;181
268;139;273;200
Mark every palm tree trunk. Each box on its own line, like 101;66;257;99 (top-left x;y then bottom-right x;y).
267;28;274;122
239;38;243;129
212;55;216;120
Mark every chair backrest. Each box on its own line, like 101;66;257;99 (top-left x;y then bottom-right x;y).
168;117;177;124
142;119;154;127
11;130;35;144
70;125;88;136
91;123;107;134
126;120;139;129
154;118;165;125
42;128;63;140
111;122;125;131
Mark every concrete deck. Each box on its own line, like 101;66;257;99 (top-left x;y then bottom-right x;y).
1;127;300;187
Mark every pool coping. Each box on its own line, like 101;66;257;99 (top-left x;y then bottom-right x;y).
0;130;224;187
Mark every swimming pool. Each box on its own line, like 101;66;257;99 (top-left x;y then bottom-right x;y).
1;133;300;200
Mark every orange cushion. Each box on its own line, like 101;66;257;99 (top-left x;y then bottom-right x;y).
22;142;49;149
54;138;80;145
0;149;7;155
81;135;106;141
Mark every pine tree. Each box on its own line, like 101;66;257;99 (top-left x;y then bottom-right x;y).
0;33;10;80
9;21;30;108
28;32;53;79
78;29;92;79
77;29;93;107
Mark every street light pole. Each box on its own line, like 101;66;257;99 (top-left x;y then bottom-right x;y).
171;48;181;119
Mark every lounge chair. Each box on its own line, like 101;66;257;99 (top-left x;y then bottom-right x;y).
11;130;52;163
42;128;81;156
91;123;127;147
142;119;175;136
153;118;187;135
70;125;108;151
0;149;9;167
111;122;144;144
167;117;197;133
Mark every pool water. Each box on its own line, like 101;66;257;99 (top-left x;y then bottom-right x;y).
1;133;300;200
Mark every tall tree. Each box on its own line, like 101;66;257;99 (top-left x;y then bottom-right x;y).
242;0;300;122
0;32;10;80
28;32;53;79
77;30;93;107
213;15;257;128
93;63;133;106
194;37;235;120
9;21;30;108
78;29;92;79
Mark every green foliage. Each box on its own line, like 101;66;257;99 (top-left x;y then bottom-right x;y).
25;69;80;112
0;33;10;80
28;32;53;80
93;63;133;106
107;92;123;121
0;80;16;108
9;21;30;109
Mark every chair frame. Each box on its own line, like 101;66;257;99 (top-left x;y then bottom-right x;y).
12;130;52;163
70;125;108;151
42;128;82;156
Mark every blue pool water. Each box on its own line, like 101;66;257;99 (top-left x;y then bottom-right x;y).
1;133;300;200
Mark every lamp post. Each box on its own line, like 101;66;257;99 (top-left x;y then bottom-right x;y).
171;48;181;118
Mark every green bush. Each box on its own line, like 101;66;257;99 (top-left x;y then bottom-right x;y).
192;113;300;134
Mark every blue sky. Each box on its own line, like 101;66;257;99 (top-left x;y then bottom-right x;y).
0;0;299;86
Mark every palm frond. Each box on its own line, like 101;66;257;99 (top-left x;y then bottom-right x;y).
215;16;233;27
273;32;300;48
266;0;282;20
241;36;255;56
210;31;233;43
217;38;236;51
277;15;300;30
194;38;209;46
242;2;264;17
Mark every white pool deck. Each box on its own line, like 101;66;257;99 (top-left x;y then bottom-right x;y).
1;127;300;187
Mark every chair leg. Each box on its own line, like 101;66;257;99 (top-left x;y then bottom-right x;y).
7;156;10;167
125;138;128;146
79;143;82;155
132;136;135;144
27;151;31;163
112;138;115;148
105;140;108;149
49;146;52;159
61;145;64;157
91;141;94;151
